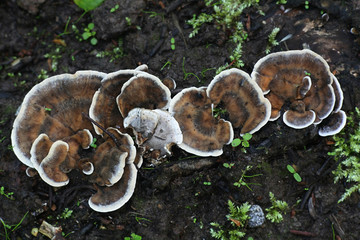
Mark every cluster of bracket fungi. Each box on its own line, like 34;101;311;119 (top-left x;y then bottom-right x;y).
11;49;346;212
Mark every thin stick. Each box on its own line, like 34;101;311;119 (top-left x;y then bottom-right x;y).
81;112;121;149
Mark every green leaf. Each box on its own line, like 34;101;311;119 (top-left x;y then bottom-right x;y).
242;141;250;148
242;133;252;141
82;32;91;40
87;22;95;30
287;164;295;173
293;173;302;182
90;38;98;45
74;0;104;12
231;138;241;147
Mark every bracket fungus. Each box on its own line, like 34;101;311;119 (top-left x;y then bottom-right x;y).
117;72;171;117
251;49;345;133
30;129;94;186
88;163;137;213
207;68;271;135
11;71;105;178
90;127;136;187
124;108;183;159
169;87;234;157
318;74;346;136
89;65;148;136
88;128;138;212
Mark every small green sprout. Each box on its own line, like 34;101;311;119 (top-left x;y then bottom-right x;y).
81;23;98;45
304;71;311;76
142;10;165;20
58;208;73;219
7;73;15;78
110;4;119;13
232;133;252;153
44;107;52;112
124;233;142;240
223;162;235;169
182;57;201;82
0;186;14;200
37;69;49;80
212;107;227;118
304;1;309;9
96;38;125;62
44;47;63;72
203;181;212;186
125;17;132;26
286;164;302;182
170;37;175;50
160;61;172;71
90;137;97;148
265;192;289;223
276;0;287;4
234;165;262;191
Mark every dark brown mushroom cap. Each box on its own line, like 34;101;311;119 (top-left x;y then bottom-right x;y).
206;68;271;134
162;77;177;91
117;72;171;117
30;129;93;185
252;49;332;93
124;108;183;159
251;49;336;128
38;140;70;187
318;110;347;136
11;71;105;168
283;101;316;129
89;66;148;135
169;87;233;157
88;163;137;212
90;128;136;187
30;133;54;170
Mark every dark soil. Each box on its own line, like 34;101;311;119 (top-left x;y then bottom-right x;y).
1;0;360;239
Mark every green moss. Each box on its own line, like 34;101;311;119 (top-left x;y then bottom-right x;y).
329;107;360;202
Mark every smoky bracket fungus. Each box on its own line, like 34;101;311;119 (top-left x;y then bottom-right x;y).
124;108;183;160
251;49;346;134
11;71;105;186
89;65;149;136
116;72;171;118
207;68;271;135
88;127;138;212
169;87;234;157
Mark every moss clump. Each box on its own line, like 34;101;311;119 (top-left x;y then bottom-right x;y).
329;107;360;202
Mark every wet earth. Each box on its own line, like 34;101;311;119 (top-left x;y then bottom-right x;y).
1;0;360;239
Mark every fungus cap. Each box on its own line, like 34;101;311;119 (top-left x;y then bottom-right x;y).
318;110;347;137
88;163;137;212
117;72;171;117
206;68;271;135
251;49;336;129
282;101;316;129
90;128;136;187
169;87;233;157
89;66;148;135
11;70;105;168
37;140;70;187
124;108;183;158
